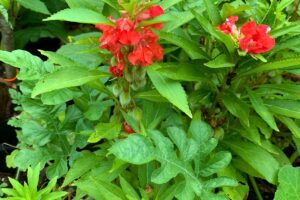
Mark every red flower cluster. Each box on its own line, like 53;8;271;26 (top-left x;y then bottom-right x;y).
96;5;164;77
218;16;275;54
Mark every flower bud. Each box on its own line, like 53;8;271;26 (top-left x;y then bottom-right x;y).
112;83;122;97
119;91;131;107
128;107;142;121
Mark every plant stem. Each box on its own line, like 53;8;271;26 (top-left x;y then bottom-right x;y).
290;151;299;163
249;176;264;200
0;0;16;78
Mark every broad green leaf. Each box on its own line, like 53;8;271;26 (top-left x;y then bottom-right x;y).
264;99;300;119
119;176;140;200
0;50;53;80
247;88;278;131
46;159;68;179
65;0;104;13
222;90;249;126
158;31;209;60
88;122;121;143
142;101;170;129
224;139;281;184
148;65;192;118
32;67;110;97
44;8;113;25
274;165;300;200
110;135;155;165
204;0;222;25
199;151;232;177
40;50;82;67
41;88;82;105
238;57;300;77
157;62;210;81
16;0;50;15
76;177;125;200
204;54;235;68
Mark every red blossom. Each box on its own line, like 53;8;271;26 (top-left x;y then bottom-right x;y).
137;5;164;30
96;4;164;77
239;21;275;54
109;62;125;77
218;16;239;35
128;28;163;66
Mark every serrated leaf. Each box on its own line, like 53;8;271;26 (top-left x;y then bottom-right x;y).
16;0;50;15
32;67;110;97
148;65;192;118
274;165;300;200
44;8;113;24
110;135;155;165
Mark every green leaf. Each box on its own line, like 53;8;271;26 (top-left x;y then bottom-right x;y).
46;159;68;179
134;90;168;102
41;88;82;105
274;165;300;200
44;8;113;24
148;65;192;118
156;62;210;81
200;151;232;177
32;67;110;97
88;122;121;143
0;50;53;80
163;11;195;32
110;135;155;165
158;31;209;60
222;90;249;126
203;177;238;189
204;54;235;68
277;0;294;11
119;176;140;200
263;99;300;119
271;22;300;38
276;115;300;138
247;88;278;131
40;50;83;67
204;0;222;25
65;0;104;13
224;139;281;184
76;177;125;200
261;0;277;27
27;164;40;195
238;57;300;77
62;152;103;187
16;0;50;15
159;0;183;10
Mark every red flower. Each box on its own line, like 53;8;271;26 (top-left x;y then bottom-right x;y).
218;16;239;35
239;21;275;54
128;28;163;66
115;18;140;45
109;62;125;77
123;121;135;134
137;5;164;30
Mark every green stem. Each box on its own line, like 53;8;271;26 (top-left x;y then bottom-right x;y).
249;176;263;200
290;151;299;163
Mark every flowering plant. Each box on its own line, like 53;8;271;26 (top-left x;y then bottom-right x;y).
1;0;300;199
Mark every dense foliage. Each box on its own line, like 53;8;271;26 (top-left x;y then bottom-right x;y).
1;0;300;199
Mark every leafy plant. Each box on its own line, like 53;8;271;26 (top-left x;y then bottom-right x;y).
0;164;67;199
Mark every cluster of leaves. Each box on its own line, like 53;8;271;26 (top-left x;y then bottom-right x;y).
1;0;300;199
